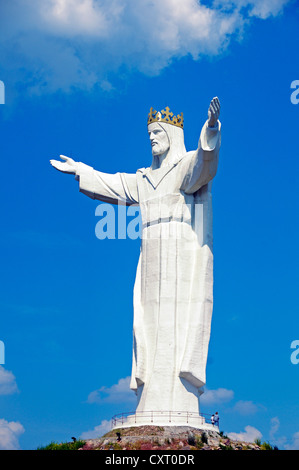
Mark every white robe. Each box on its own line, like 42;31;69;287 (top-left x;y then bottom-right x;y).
76;120;221;414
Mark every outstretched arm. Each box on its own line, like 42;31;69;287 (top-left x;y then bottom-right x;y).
50;156;139;206
180;97;221;194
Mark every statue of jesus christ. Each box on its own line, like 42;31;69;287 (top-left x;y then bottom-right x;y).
50;97;221;425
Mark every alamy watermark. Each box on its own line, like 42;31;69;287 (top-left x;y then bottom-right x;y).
0;80;4;105
0;340;4;364
290;340;299;365
290;80;299;105
94;202;204;244
95;204;142;240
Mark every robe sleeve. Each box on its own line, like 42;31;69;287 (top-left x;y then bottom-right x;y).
180;120;221;194
75;162;139;206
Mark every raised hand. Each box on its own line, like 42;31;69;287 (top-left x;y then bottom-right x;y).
50;155;77;174
207;97;221;128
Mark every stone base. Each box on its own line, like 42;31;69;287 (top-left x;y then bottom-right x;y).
83;425;226;451
82;425;264;450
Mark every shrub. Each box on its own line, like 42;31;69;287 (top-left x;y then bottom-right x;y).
37;440;86;451
260;441;274;450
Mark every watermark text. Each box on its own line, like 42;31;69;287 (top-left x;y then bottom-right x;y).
0;81;4;105
290;340;299;365
0;340;4;364
290;80;299;105
94;202;205;243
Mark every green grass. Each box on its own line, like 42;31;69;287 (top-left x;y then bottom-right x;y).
37;440;86;450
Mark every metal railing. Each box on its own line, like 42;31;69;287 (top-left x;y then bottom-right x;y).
111;410;219;428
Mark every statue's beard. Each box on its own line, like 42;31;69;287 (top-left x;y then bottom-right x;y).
151;147;170;170
151;143;170;157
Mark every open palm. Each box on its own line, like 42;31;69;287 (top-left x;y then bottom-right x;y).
50;155;77;174
208;97;220;128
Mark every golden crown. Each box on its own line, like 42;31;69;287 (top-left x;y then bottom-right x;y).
147;106;184;129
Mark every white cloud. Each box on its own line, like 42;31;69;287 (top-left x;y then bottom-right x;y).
201;387;234;405
269;416;280;439
213;0;289;19
0;0;291;94
0;419;25;450
41;0;112;36
87;376;136;404
228;425;262;443
80;419;111;439
268;416;287;448
285;432;299;450
232;400;260;415
0;369;23;449
0;366;19;396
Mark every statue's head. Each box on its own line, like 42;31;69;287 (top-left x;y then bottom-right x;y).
147;107;186;163
148;122;170;157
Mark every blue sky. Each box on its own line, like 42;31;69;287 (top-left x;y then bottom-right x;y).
0;0;298;450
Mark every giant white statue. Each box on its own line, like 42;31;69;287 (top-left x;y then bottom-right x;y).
50;97;221;428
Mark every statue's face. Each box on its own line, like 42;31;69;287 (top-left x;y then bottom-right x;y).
148;123;170;156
